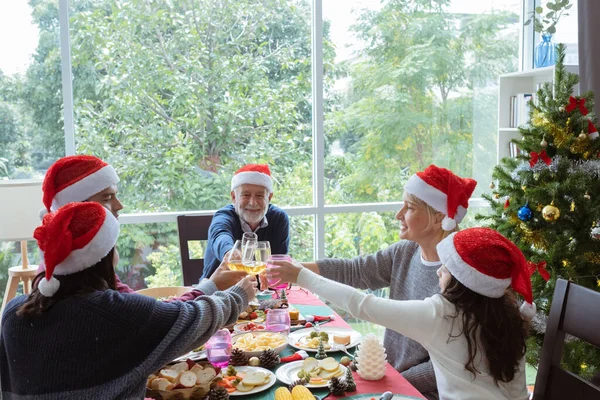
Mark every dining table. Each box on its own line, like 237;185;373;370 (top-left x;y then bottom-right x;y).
234;286;426;400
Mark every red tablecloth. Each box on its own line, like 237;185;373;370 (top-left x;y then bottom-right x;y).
286;286;426;399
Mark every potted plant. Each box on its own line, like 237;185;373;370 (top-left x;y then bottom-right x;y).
524;0;572;68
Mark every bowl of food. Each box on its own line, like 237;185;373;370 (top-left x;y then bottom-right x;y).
136;286;192;300
234;321;266;333
231;331;288;358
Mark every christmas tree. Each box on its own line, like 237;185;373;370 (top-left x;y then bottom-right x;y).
478;44;600;379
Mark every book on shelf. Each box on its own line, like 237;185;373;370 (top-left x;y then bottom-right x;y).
509;93;533;128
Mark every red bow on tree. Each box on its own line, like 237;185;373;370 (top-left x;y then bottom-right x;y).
529;150;551;167
527;260;551;281
565;96;589;115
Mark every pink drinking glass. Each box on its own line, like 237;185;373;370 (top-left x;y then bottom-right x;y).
266;254;292;290
205;329;232;368
265;308;291;335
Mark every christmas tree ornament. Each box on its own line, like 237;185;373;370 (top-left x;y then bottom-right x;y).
597;279;600;288
208;386;230;400
529;149;551;168
328;376;347;396
584;252;600;265
280;350;309;363
540;136;548;148
248;356;260;366
562;259;571;268
230;348;249;366
536;203;543;211
504;198;510;209
280;289;287;301
584;192;591;200
259;349;280;369
315;339;328;360
570;201;576;212
287;379;307;391
591;226;600;241
517;203;533;222
587;120;599;140
489;181;495;189
527;260;551;281
521;185;527;191
566;95;589;115
542;202;560;222
533;173;540;181
344;367;357;392
559;105;566;112
579;131;587;139
355;334;387;380
493;193;500;199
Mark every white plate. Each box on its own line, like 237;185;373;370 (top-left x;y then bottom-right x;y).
228;366;277;396
346;395;423;400
275;360;348;388
172;349;206;362
288;327;362;352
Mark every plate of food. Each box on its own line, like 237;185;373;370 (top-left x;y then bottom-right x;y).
172;344;207;362
234;321;266;333
288;327;362;352
275;357;346;388
217;365;277;396
146;360;217;397
231;331;288;357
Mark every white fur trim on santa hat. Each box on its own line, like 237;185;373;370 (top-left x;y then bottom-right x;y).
51;165;119;211
437;232;511;298
405;175;468;225
52;211;120;275
589;131;599;140
39;276;60;297
231;171;273;192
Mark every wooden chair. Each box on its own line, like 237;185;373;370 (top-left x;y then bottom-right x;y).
176;214;213;286
533;279;600;399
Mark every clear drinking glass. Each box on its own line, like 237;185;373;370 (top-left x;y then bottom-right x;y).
205;329;232;368
241;232;258;264
266;254;292;289
265;308;291;335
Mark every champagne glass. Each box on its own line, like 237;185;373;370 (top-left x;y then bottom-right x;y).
266;254;292;290
205;329;232;368
241;232;258;265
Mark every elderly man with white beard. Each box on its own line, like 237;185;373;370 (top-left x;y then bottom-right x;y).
201;164;290;280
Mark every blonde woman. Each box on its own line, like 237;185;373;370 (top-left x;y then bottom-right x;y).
292;165;476;400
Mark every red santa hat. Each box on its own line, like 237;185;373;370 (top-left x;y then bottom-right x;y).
230;164;273;193
588;121;599;140
34;202;120;297
437;227;536;320
43;155;119;213
404;165;477;231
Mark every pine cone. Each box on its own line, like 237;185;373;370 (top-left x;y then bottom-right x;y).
288;378;307;391
230;348;249;366
208;386;230;400
328;376;347;396
259;349;280;369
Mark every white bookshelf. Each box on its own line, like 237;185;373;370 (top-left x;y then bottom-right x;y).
497;64;579;164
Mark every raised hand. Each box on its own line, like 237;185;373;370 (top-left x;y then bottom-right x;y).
236;274;258;300
210;258;247;291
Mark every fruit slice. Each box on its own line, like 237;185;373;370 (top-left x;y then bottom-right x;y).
242;371;267;386
235;381;255;392
302;357;319;372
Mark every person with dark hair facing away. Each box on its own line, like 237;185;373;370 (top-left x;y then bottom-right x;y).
40;155;247;297
0;202;256;399
269;227;532;400
202;163;290;280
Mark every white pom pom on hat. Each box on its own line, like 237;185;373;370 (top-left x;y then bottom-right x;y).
404;165;477;231
38;276;60;297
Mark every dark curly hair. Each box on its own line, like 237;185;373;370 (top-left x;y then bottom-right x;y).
17;248;117;317
442;275;529;384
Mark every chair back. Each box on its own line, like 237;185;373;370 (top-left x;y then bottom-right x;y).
533;279;600;399
136;286;191;299
177;214;213;286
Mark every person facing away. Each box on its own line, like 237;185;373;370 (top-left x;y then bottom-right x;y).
290;164;477;399
40;155;247;298
0;202;256;400
268;227;532;400
202;163;290;280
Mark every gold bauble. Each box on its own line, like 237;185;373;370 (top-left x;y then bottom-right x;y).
489;181;495;189
540;137;548;148
579;132;587;139
493;193;500;199
570;201;575;212
584;192;591;200
562;259;571;268
542;202;560;222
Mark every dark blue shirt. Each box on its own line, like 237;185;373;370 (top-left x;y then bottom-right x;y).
202;204;290;279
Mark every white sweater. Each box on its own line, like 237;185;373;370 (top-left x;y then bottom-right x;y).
297;268;528;400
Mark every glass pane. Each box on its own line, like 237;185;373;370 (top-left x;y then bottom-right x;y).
69;0;313;213
0;0;63;179
323;0;521;204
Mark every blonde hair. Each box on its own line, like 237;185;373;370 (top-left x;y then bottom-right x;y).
403;192;458;239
